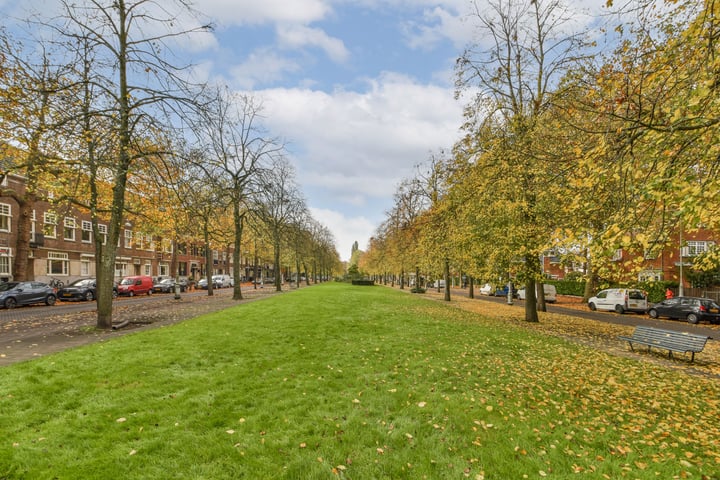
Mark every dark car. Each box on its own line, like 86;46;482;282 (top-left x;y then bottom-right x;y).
647;296;720;324
57;278;118;301
0;281;57;309
153;278;176;293
57;278;98;301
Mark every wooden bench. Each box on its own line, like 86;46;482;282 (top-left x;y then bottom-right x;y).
618;326;710;362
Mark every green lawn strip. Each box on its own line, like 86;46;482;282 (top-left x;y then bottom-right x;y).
0;283;718;479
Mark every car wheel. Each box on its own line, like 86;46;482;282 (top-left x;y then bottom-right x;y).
147;290;152;295
85;291;94;301
588;302;596;311
648;309;658;318
129;291;135;297
46;295;57;306
614;304;625;314
112;290;118;299
687;313;699;324
4;297;17;309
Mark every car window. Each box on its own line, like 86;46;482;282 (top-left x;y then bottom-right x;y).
628;291;645;300
597;291;607;299
664;298;680;306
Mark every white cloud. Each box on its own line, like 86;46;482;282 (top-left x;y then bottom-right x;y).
229;48;302;89
276;24;349;63
310;207;377;261
254;73;463;259
200;0;331;26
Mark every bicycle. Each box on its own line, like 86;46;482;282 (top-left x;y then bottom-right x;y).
48;278;65;290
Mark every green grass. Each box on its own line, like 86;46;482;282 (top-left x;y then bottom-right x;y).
1;283;719;479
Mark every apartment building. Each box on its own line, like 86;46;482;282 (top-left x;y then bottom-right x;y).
0;173;235;284
542;229;718;287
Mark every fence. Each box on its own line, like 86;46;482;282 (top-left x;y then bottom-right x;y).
682;287;720;302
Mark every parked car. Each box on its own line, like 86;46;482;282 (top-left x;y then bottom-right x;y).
647;297;720;324
57;278;97;301
479;283;495;295
212;274;232;288
495;284;518;298
117;275;154;296
588;288;647;314
198;278;220;289
0;281;57;309
57;278;119;301
153;278;176;293
517;284;557;303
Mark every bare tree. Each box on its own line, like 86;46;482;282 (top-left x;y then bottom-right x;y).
0;33;79;281
32;0;213;328
188;86;282;300
254;157;307;292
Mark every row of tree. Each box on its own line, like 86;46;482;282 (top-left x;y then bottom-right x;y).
358;0;720;322
0;0;341;328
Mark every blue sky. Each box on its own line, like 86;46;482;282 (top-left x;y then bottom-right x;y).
195;0;474;260
2;0;609;261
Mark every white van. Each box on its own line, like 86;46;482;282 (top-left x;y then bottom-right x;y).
212;274;232;288
517;284;557;303
588;288;647;314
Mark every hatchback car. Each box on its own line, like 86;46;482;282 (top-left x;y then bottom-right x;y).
57;278;118;301
647;296;720;324
153;278;176;293
57;278;98;301
0;281;57;309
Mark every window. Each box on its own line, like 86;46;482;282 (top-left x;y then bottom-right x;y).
124;229;133;248
159;263;169;276
98;224;107;245
47;252;69;275
611;249;622;262
64;217;76;241
0;203;11;232
81;221;92;243
144;263;151;275
81;257;91;276
146;234;154;251
43;212;57;238
0;256;9;276
682;241;714;257
638;270;662;282
115;261;128;277
135;232;144;250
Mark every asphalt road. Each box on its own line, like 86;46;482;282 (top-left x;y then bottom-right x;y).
449;289;719;339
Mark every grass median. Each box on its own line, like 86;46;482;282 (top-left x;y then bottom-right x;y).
1;282;719;479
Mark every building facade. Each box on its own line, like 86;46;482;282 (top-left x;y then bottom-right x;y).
0;173;240;284
542;229;718;287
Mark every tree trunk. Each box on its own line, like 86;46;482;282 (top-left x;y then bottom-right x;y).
537;281;547;312
232;212;243;300
443;258;451;301
468;276;474;299
524;255;540;323
13;197;32;281
204;224;214;296
273;232;282;292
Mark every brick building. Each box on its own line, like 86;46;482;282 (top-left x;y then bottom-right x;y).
542;229;717;287
0;172;241;284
